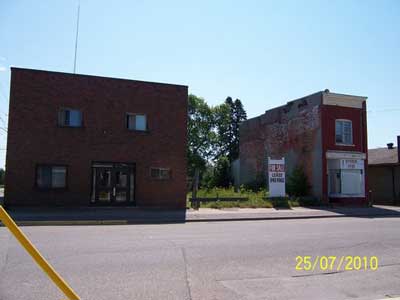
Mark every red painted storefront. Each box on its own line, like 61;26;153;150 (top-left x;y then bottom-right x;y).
321;99;368;205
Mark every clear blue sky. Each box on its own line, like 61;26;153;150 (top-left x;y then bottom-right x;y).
0;0;399;168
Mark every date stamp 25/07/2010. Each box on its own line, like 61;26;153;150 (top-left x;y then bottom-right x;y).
295;256;378;272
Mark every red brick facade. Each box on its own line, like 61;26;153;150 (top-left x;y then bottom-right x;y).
5;68;188;208
321;103;368;205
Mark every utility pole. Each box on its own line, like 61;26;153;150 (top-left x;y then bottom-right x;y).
73;2;80;73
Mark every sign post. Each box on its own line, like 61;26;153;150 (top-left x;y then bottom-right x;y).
268;157;286;197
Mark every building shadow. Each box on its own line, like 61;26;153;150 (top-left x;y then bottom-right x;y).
304;204;400;219
3;206;187;225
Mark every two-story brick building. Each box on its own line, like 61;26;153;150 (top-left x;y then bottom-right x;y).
239;90;368;205
5;68;188;208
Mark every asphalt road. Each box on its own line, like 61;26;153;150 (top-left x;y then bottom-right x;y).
1;217;400;300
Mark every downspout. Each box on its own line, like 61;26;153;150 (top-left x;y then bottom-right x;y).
363;101;368;203
397;136;400;204
360;107;363;152
398;136;400;166
392;166;396;205
321;92;328;204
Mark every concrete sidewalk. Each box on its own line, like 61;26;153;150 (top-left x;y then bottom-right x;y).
1;205;400;225
187;206;400;221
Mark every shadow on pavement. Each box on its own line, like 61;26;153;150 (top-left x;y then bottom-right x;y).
2;206;187;225
315;205;400;219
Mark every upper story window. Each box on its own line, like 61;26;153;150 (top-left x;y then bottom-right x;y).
150;168;171;180
126;113;147;131
36;165;67;189
335;119;353;145
58;109;82;127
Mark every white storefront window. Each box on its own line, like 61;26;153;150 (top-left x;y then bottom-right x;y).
328;158;365;197
341;169;363;195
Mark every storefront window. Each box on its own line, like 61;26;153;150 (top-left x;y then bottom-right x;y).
328;159;364;197
341;169;363;195
329;169;341;194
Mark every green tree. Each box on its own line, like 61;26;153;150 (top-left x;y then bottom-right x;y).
187;94;247;188
243;172;266;192
187;94;216;177
200;164;215;189
231;98;247;160
214;97;247;162
286;166;311;197
213;156;232;188
214;102;231;159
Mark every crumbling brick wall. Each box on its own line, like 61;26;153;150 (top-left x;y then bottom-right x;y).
239;92;323;198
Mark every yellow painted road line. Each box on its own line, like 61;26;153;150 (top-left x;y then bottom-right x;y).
0;205;80;300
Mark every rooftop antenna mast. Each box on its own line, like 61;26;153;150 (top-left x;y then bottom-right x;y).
73;1;80;73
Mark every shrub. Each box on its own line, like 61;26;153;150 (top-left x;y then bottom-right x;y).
286;165;310;197
243;172;266;192
271;197;291;208
200;165;215;189
212;156;232;188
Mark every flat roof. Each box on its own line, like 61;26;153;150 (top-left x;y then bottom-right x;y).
10;67;188;89
368;147;399;165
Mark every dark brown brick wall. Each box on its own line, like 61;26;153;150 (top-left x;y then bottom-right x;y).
5;68;188;208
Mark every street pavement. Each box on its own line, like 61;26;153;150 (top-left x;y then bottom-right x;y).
0;217;400;300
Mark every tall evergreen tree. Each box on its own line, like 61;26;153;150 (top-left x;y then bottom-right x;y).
215;97;247;162
230;98;247;161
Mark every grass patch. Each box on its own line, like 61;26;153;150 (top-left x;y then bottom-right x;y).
204;198;273;209
188;187;321;209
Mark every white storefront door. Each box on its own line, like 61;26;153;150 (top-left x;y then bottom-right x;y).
341;169;363;195
327;156;365;197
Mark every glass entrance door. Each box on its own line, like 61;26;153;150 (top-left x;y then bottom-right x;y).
92;163;135;205
114;168;130;203
95;167;113;203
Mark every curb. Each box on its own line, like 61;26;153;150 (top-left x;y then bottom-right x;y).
187;212;400;223
3;212;400;226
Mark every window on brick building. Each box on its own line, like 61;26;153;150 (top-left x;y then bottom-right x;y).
150;168;171;179
36;165;67;188
58;109;82;127
126;113;147;131
335;120;352;145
